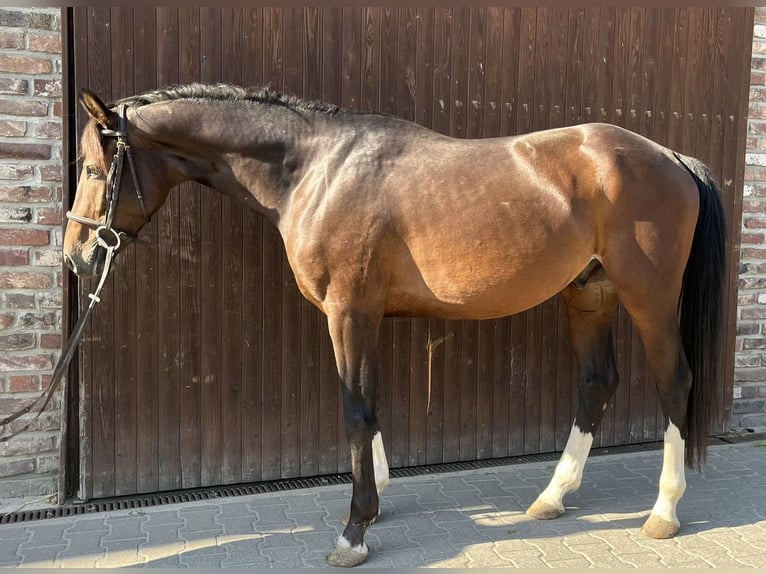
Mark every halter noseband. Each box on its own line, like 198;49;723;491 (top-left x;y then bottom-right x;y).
66;103;150;248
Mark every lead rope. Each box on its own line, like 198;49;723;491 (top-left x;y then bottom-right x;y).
0;230;120;441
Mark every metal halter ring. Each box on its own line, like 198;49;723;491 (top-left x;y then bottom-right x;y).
96;225;122;251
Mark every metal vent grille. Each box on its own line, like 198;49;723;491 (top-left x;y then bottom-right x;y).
0;441;667;525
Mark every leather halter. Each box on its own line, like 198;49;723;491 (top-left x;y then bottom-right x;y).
65;103;150;248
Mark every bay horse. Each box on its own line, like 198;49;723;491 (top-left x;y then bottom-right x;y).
64;84;724;567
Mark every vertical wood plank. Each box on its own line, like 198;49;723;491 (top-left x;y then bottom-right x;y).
111;7;137;496
131;6;159;496
197;6;223;487
176;6;202;489
240;6;265;484
220;7;245;484
261;6;284;481
155;6;182;491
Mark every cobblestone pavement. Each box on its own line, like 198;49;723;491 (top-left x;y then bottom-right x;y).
0;440;764;568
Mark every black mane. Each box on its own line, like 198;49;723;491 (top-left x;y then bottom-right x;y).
116;83;342;116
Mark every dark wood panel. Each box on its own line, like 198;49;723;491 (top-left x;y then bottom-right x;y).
177;6;202;490
131;6;159;496
70;7;749;498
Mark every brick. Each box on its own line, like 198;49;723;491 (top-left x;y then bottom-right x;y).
27;32;61;53
735;368;766;382
37;292;60;308
733;399;765;414
0;334;35;352
0;98;47;117
38;165;61;181
0;54;51;74
39;334;60;349
744;164;766;180
3;293;34;309
0;353;53;372
0;30;24;49
0;313;13;329
0;120;25;137
18;312;56;329
749;121;766;135
743;216;766;229
0;207;32;223
0;249;28;266
0;434;56;457
0;458;35;478
32;79;61;99
752;70;766;85
0;143;50;160
0;78;27;95
735;355;761;368
741;247;766;259
0;9;55;30
30;120;60;138
737;323;760;336
35;208;61;225
0;271;52;289
0;185;52;202
0;166;33;181
33;249;60;266
7;375;37;392
741;233;766;245
0;229;49;246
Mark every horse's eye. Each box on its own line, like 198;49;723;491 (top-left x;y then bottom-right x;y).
85;165;103;179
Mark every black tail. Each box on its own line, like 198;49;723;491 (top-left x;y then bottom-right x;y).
675;152;726;469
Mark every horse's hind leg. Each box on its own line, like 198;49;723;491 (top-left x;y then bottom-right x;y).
325;306;384;568
527;266;619;520
617;298;692;539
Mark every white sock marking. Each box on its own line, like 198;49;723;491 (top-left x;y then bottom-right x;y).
650;421;686;526
536;424;593;510
372;431;389;494
337;534;368;556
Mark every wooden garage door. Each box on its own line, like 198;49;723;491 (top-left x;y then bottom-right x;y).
64;7;751;500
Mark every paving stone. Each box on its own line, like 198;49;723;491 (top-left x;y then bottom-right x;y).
103;515;148;542
20;522;69;547
141;509;183;526
93;540;145;568
17;543;66;565
0;526;30;540
222;550;270;568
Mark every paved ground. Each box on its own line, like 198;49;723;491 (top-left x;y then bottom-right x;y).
0;439;765;568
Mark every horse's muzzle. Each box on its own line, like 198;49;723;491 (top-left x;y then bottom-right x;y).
63;246;106;277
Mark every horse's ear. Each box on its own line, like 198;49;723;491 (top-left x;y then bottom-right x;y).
79;88;115;129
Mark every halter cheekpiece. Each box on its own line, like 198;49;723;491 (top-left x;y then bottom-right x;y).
65;103;150;249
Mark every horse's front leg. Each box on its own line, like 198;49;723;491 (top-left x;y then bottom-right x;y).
325;307;383;568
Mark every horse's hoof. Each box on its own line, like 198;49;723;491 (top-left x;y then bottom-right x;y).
641;514;680;539
326;540;369;568
526;498;564;520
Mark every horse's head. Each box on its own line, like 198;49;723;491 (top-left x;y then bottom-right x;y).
64;89;171;277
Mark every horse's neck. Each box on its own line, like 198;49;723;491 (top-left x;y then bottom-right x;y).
137;100;315;224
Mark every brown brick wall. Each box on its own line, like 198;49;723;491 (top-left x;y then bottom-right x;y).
737;8;766;431
0;7;61;498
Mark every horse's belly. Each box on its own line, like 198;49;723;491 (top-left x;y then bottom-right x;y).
385;253;585;320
